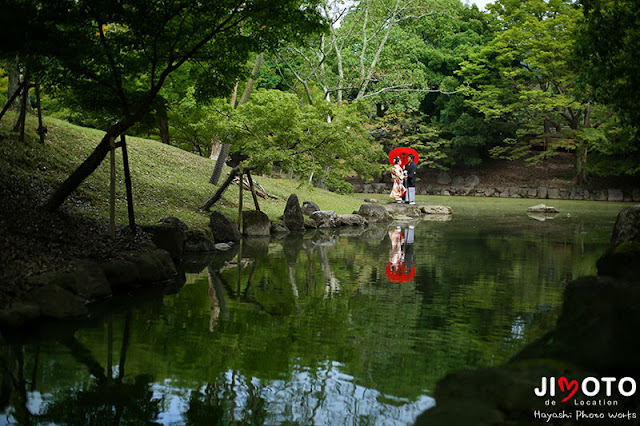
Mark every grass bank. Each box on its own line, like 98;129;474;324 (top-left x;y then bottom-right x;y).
0;113;366;228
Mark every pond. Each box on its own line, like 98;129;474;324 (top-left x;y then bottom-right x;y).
0;197;632;425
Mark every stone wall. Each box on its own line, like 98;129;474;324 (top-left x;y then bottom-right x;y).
352;178;640;202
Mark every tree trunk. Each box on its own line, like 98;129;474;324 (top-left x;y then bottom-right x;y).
238;52;264;106
229;81;239;108
44;120;134;211
6;57;21;111
157;103;170;144
574;142;588;184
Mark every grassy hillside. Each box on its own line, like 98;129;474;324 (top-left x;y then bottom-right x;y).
0;113;366;228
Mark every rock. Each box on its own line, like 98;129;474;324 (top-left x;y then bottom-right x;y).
337;214;368;226
159;216;189;231
304;218;317;229
633;188;640;202
139;224;186;261
484;187;496;197
547;188;560;199
373;183;388;193
302;200;320;216
451;176;465;187
123;250;176;283
526;204;559;213
311;210;339;228
184;228;216;253
437;171;452;185
283;194;305;231
102;259;141;289
270;221;289;234
209;211;241;243
464;175;480;188
363;198;379;203
214;243;232;251
0;302;41;327
441;189;451;196
363;183;374;193
608;188;624;202
570;187;582;200
537;186;548;199
610;204;640;245
242;210;271;237
515;275;640;372
27;261;112;301
357;204;392;223
421;205;452;215
384;203;422;218
25;284;88;319
526;187;537;198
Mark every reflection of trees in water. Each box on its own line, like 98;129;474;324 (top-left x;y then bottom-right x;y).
0;312;161;425
185;363;433;425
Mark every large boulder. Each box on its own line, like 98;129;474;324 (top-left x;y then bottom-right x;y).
337;214;368;226
242;210;271;236
302;200;320;216
25;284;88;319
27;261;112;302
184;228;216;253
209;211;241;243
283;194;305;231
597;204;640;280
311;210;339;228
421;205;453;215
357;204;392;223
611;204;640;245
526;204;559;213
140;224;186;261
384;203;422;218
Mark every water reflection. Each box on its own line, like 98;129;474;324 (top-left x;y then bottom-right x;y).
183;363;434;425
387;226;416;283
0;203;622;425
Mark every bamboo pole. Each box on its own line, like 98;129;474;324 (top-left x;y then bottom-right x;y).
246;170;260;211
120;135;136;233
238;166;244;235
109;136;116;238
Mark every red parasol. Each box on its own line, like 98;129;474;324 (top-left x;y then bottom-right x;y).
388;147;419;167
385;262;416;283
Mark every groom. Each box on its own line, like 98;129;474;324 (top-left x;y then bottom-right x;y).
404;154;417;204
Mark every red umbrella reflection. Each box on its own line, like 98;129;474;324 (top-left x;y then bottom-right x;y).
385;262;416;283
388;147;419;167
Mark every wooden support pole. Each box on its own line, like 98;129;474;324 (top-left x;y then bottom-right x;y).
238;166;244;235
34;80;45;143
109;136;116;238
0;81;24;122
246;170;260;211
200;168;238;211
120;135;136;233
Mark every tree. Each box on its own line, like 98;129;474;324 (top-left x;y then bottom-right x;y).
458;0;603;181
0;0;325;211
203;89;384;192
576;0;640;133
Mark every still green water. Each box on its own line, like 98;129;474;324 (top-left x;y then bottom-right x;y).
0;197;633;425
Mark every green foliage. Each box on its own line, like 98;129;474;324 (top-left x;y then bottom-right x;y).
201;90;385;186
0;112;368;226
457;0;629;180
1;0;326;130
577;0;640;131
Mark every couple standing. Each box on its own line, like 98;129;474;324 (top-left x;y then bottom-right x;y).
390;154;417;204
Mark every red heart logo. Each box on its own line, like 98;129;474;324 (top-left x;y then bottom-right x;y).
558;376;579;402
